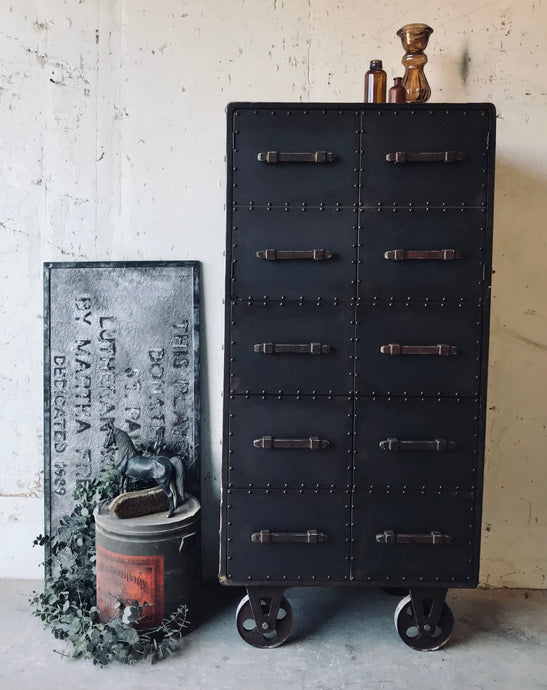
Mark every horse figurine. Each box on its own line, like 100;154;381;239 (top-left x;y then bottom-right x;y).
104;422;185;518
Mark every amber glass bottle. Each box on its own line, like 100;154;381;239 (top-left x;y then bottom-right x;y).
389;77;406;103
364;59;387;103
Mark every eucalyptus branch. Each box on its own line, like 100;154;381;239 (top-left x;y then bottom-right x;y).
30;461;189;665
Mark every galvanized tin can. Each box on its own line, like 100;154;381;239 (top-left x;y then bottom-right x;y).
95;495;200;631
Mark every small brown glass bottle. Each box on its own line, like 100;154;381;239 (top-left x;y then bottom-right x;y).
364;59;387;103
389;77;406;103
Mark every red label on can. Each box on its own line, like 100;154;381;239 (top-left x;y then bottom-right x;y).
96;545;164;628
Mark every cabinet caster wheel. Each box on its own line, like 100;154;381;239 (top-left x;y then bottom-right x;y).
394;594;454;651
236;594;293;648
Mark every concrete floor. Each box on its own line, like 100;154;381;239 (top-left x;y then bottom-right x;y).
1;580;546;690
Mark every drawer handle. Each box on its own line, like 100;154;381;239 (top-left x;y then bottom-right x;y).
254;342;331;355
379;438;456;452
251;529;328;544
257;249;334;261
376;530;453;545
384;249;462;261
257;151;335;164
253;436;331;450
380;344;458;356
386;151;464;164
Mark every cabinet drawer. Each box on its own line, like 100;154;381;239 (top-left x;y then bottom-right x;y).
360;107;493;207
230;107;360;206
227;395;352;488
230;207;357;301
355;303;482;396
358;207;488;301
224;489;350;582
354;397;481;489
351;492;478;584
229;302;354;395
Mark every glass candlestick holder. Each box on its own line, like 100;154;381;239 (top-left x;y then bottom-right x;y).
397;23;433;103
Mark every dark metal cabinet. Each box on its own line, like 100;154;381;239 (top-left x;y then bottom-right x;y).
221;102;495;650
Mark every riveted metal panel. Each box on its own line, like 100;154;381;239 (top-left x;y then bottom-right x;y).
225;489;351;582
227;395;353;488
229;301;355;395
230;207;358;301
355;303;482;396
360;107;493;207
351;491;477;585
222;103;495;600
354;396;480;490
358;207;488;301
231;107;360;207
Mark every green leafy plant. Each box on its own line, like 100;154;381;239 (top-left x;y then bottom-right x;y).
31;463;189;665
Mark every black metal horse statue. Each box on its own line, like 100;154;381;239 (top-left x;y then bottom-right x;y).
104;422;185;518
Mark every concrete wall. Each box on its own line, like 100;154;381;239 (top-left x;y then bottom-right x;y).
1;0;546;587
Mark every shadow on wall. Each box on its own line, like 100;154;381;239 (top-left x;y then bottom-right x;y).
481;154;547;587
489;155;547;359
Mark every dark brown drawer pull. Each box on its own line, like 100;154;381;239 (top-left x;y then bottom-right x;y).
376;530;453;545
253;436;331;450
384;249;462;261
380;344;458;356
257;151;335;164
257;249;334;261
379;438;456;452
386;151;464;164
254;342;331;355
252;529;328;544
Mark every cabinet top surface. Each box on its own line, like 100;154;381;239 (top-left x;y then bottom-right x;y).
227;102;496;113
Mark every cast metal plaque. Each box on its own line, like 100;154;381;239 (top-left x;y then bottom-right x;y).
44;262;200;545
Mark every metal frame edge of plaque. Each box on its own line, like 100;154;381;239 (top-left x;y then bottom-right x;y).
43;261;200;579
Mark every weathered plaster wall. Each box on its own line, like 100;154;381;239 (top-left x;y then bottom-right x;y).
1;0;546;586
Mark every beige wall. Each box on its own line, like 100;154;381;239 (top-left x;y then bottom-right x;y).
1;0;546;586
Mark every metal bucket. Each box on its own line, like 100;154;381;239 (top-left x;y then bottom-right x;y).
95;494;200;631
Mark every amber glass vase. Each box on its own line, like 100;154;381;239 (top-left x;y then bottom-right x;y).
397;23;433;103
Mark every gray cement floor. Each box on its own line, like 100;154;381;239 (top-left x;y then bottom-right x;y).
1;580;546;690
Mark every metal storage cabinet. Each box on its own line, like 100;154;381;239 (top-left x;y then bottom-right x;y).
220;102;496;649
